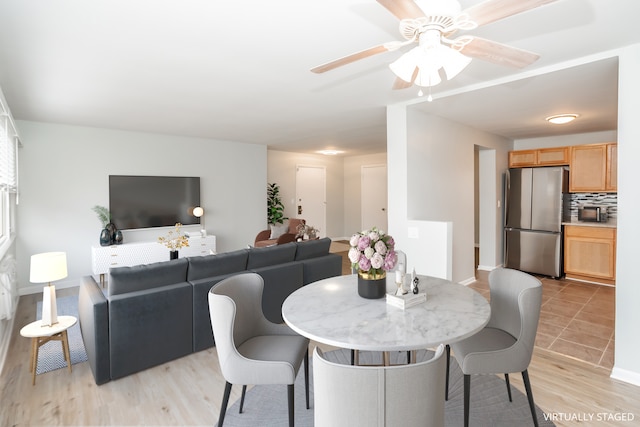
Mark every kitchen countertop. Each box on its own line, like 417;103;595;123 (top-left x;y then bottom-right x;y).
562;218;617;229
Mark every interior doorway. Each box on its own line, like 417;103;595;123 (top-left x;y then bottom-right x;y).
361;164;388;231
295;165;326;238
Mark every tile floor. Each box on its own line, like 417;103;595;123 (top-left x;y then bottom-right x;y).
332;243;616;370
469;271;615;369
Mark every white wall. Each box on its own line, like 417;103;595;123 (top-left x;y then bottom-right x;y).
611;44;640;386
267;150;345;238
17;121;266;293
403;110;510;283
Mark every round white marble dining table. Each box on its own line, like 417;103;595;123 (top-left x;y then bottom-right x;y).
282;274;491;352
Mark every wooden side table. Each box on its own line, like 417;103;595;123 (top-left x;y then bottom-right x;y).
19;315;77;385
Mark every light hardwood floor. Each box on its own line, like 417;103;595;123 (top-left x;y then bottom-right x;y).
1;277;639;426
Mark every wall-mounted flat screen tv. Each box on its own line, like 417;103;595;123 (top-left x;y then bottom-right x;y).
109;175;201;230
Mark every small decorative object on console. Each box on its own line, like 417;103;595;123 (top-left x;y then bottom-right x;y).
348;227;397;299
158;223;190;259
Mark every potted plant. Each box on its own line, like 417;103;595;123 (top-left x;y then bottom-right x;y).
92;205;119;246
267;182;287;225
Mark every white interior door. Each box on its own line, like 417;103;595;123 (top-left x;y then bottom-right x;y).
295;166;326;238
361;164;388;231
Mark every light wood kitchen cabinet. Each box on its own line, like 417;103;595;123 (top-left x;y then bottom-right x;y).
564;225;616;285
606;143;617;191
508;147;569;168
569;142;617;192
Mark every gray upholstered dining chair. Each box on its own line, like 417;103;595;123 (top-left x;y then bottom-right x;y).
446;267;542;427
208;272;309;427
314;344;446;427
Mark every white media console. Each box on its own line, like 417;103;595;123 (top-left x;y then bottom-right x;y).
91;235;217;285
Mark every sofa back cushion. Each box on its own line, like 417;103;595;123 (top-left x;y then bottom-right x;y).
247;243;297;269
186;249;248;281
294;237;332;260
109;258;189;296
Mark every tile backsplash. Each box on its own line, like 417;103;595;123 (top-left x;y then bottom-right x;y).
569;193;617;218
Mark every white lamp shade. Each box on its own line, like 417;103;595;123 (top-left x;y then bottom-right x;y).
30;252;68;284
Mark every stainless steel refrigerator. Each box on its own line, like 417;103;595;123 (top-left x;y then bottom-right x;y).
504;167;569;278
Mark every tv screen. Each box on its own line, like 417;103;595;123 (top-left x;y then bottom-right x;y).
109;175;201;230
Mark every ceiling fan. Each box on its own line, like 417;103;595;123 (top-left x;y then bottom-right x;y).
311;0;558;90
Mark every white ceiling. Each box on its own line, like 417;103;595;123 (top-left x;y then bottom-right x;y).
0;0;635;156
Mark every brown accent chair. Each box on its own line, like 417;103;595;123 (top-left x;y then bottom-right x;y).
254;219;305;248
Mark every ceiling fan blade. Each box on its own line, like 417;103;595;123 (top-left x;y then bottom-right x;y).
458;36;540;68
392;76;414;90
311;44;391;73
463;0;558;27
376;0;426;21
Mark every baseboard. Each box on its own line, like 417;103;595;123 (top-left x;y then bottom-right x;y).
459;276;476;286
610;366;640;387
477;264;498;272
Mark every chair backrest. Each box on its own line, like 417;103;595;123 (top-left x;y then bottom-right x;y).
487;268;542;360
208;273;270;380
313;345;446;427
289;218;305;234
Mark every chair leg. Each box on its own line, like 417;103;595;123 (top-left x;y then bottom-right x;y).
288;384;295;427
304;349;310;410
445;344;451;401
218;381;232;427
239;385;247;413
463;374;470;427
522;370;540;427
505;373;513;402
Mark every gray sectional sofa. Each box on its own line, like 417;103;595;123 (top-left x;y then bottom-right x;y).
78;238;342;385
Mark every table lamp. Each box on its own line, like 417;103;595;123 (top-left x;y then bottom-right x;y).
30;252;68;327
193;206;205;236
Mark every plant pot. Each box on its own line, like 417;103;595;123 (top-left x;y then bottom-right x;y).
99;229;111;246
169;250;179;260
357;271;387;299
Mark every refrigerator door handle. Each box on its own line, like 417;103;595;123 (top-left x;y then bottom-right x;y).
504;170;510;227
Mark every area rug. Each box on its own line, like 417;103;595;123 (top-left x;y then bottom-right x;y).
35;295;88;375
216;349;554;427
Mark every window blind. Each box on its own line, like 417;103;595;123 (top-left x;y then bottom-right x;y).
0;115;18;193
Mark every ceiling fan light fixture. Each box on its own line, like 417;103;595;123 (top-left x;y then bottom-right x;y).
546;114;579;124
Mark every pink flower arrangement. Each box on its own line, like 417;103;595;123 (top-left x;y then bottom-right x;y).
348;227;397;278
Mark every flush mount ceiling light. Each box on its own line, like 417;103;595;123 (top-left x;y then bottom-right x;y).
317;150;344;156
546;114;579;124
